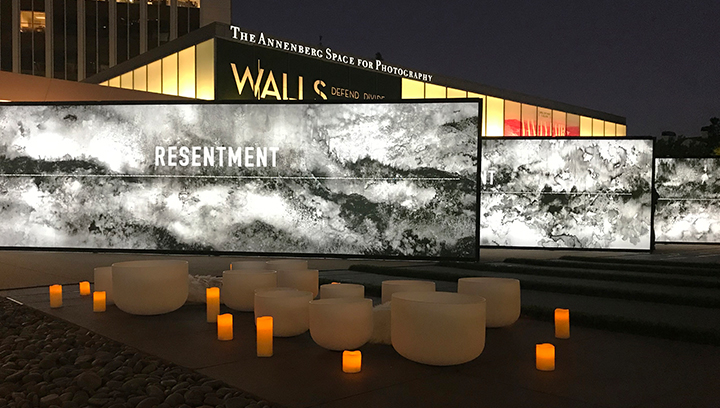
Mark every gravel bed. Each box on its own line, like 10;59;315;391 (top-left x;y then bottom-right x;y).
0;297;280;408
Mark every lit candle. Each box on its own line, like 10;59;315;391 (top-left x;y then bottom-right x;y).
206;287;220;323
555;308;570;339
536;343;555;371
256;316;273;357
49;285;62;308
79;281;91;296
93;291;106;312
343;350;362;373
217;313;233;341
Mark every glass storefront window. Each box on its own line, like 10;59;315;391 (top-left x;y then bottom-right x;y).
178;46;195;98
617;124;627;136
133;66;147;92
604;121;616;137
592;118;604;136
486;96;504;137
521;104;537;136
504;100;521;136
580;116;592;136
537;107;552;136
446;88;466;98
195;39;215;100
552;110;566;137
425;83;446;98
567;114;580;136
162;53;178;96
401;78;424;99
147;59;162;93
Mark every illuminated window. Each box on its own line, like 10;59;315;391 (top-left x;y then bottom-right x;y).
504;101;521;136
537;107;552;136
147;60;162;93
580;116;592;136
100;81;109;87
425;83;446;99
486;97;504;136
468;92;486;136
20;11;45;32
617;124;627;136
592;118;604;136
567;114;580;136
521;104;537;136
178;46;196;98
120;72;133;90
196;39;215;100
401;78;424;99
552;110;566;136
109;76;121;88
134;66;148;92
604;121;616;137
446;88;466;98
162;53;178;96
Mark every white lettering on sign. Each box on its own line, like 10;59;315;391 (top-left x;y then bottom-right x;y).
155;146;279;168
229;25;434;83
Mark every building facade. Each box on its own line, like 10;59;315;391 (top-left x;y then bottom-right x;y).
0;0;230;81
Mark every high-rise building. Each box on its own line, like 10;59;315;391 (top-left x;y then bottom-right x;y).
0;0;230;81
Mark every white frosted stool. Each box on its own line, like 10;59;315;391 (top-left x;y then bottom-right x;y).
309;298;373;350
93;266;114;305
320;283;364;299
391;291;486;366
276;269;319;298
381;280;436;304
222;269;277;312
457;277;520;328
112;260;188;315
230;260;268;270
254;288;313;337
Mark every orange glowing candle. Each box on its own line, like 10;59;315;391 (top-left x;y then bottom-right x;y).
343;350;362;373
206;287;220;323
93;291;106;312
79;281;91;296
536;343;555;371
555;308;570;339
256;316;273;357
217;313;233;341
49;285;62;308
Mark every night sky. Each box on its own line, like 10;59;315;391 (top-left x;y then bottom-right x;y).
232;1;719;137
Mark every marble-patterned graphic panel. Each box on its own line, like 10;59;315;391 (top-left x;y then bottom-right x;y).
0;102;479;259
655;158;720;242
481;138;653;249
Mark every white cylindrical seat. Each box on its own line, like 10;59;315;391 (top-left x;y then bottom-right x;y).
457;277;520;328
230;260;268;270
112;260;188;315
276;269;319;298
391;291;486;366
222;269;277;312
254;288;313;337
93;266;114;305
309;298;373;350
320;283;364;299
381;280;435;304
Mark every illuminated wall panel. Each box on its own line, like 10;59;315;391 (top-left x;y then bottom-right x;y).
147;60;162;94
580;116;592;136
592;118;604;136
401;78;424;99
133;66;147;92
521;104;537;136
481;138;653;249
504;100;521;136
196;39;215;100
425;83;446;99
120;72;133;90
655;158;720;243
178;46;196;98
537;107;552;136
0;101;479;259
567;114;580;136
552;110;566;136
604;121;616;137
468;92;486;136
109;76;120;88
162;53;178;96
486;97;504;136
446;88;467;98
617;124;626;136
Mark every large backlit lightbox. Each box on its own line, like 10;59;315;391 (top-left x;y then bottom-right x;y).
0;100;480;260
655;158;720;243
480;137;654;250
